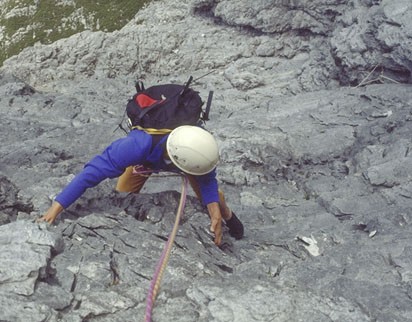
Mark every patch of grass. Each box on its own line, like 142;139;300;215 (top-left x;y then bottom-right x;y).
0;0;149;66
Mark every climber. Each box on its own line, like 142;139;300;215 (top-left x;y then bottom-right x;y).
38;125;244;246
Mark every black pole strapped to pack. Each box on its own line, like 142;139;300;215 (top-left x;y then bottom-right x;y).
203;91;213;121
180;76;193;96
135;80;145;93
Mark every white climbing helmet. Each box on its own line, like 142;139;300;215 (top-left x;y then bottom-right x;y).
166;125;219;175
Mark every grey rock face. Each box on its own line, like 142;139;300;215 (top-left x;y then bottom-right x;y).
2;0;412;92
0;221;63;321
331;0;412;85
1;0;412;321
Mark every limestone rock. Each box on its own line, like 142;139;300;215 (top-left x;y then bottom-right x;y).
1;0;412;321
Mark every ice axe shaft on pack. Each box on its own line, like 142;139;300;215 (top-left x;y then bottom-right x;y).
180;75;193;95
203;90;213;121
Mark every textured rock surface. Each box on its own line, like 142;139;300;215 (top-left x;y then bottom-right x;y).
1;0;412;321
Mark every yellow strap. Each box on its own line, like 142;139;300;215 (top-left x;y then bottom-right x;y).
131;125;173;135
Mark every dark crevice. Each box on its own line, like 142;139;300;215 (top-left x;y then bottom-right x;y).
192;3;217;19
13;83;36;96
76;224;107;239
119;237;138;249
153;233;168;242
70;273;77;293
270;243;305;260
173;240;188;251
130;269;151;281
215;263;233;273
109;250;120;285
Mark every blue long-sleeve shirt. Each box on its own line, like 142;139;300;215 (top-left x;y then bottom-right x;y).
55;129;219;208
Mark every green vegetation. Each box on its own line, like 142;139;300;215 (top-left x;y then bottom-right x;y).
0;0;149;66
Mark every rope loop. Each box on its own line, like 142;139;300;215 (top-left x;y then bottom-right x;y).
144;175;189;321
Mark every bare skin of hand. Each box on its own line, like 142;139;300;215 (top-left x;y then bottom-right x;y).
207;202;223;246
37;201;64;224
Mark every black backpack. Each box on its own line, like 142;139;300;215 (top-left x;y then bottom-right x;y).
125;76;213;132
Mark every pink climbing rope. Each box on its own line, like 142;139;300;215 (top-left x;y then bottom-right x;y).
144;175;189;322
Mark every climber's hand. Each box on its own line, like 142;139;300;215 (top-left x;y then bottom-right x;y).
207;202;223;246
37;201;64;224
